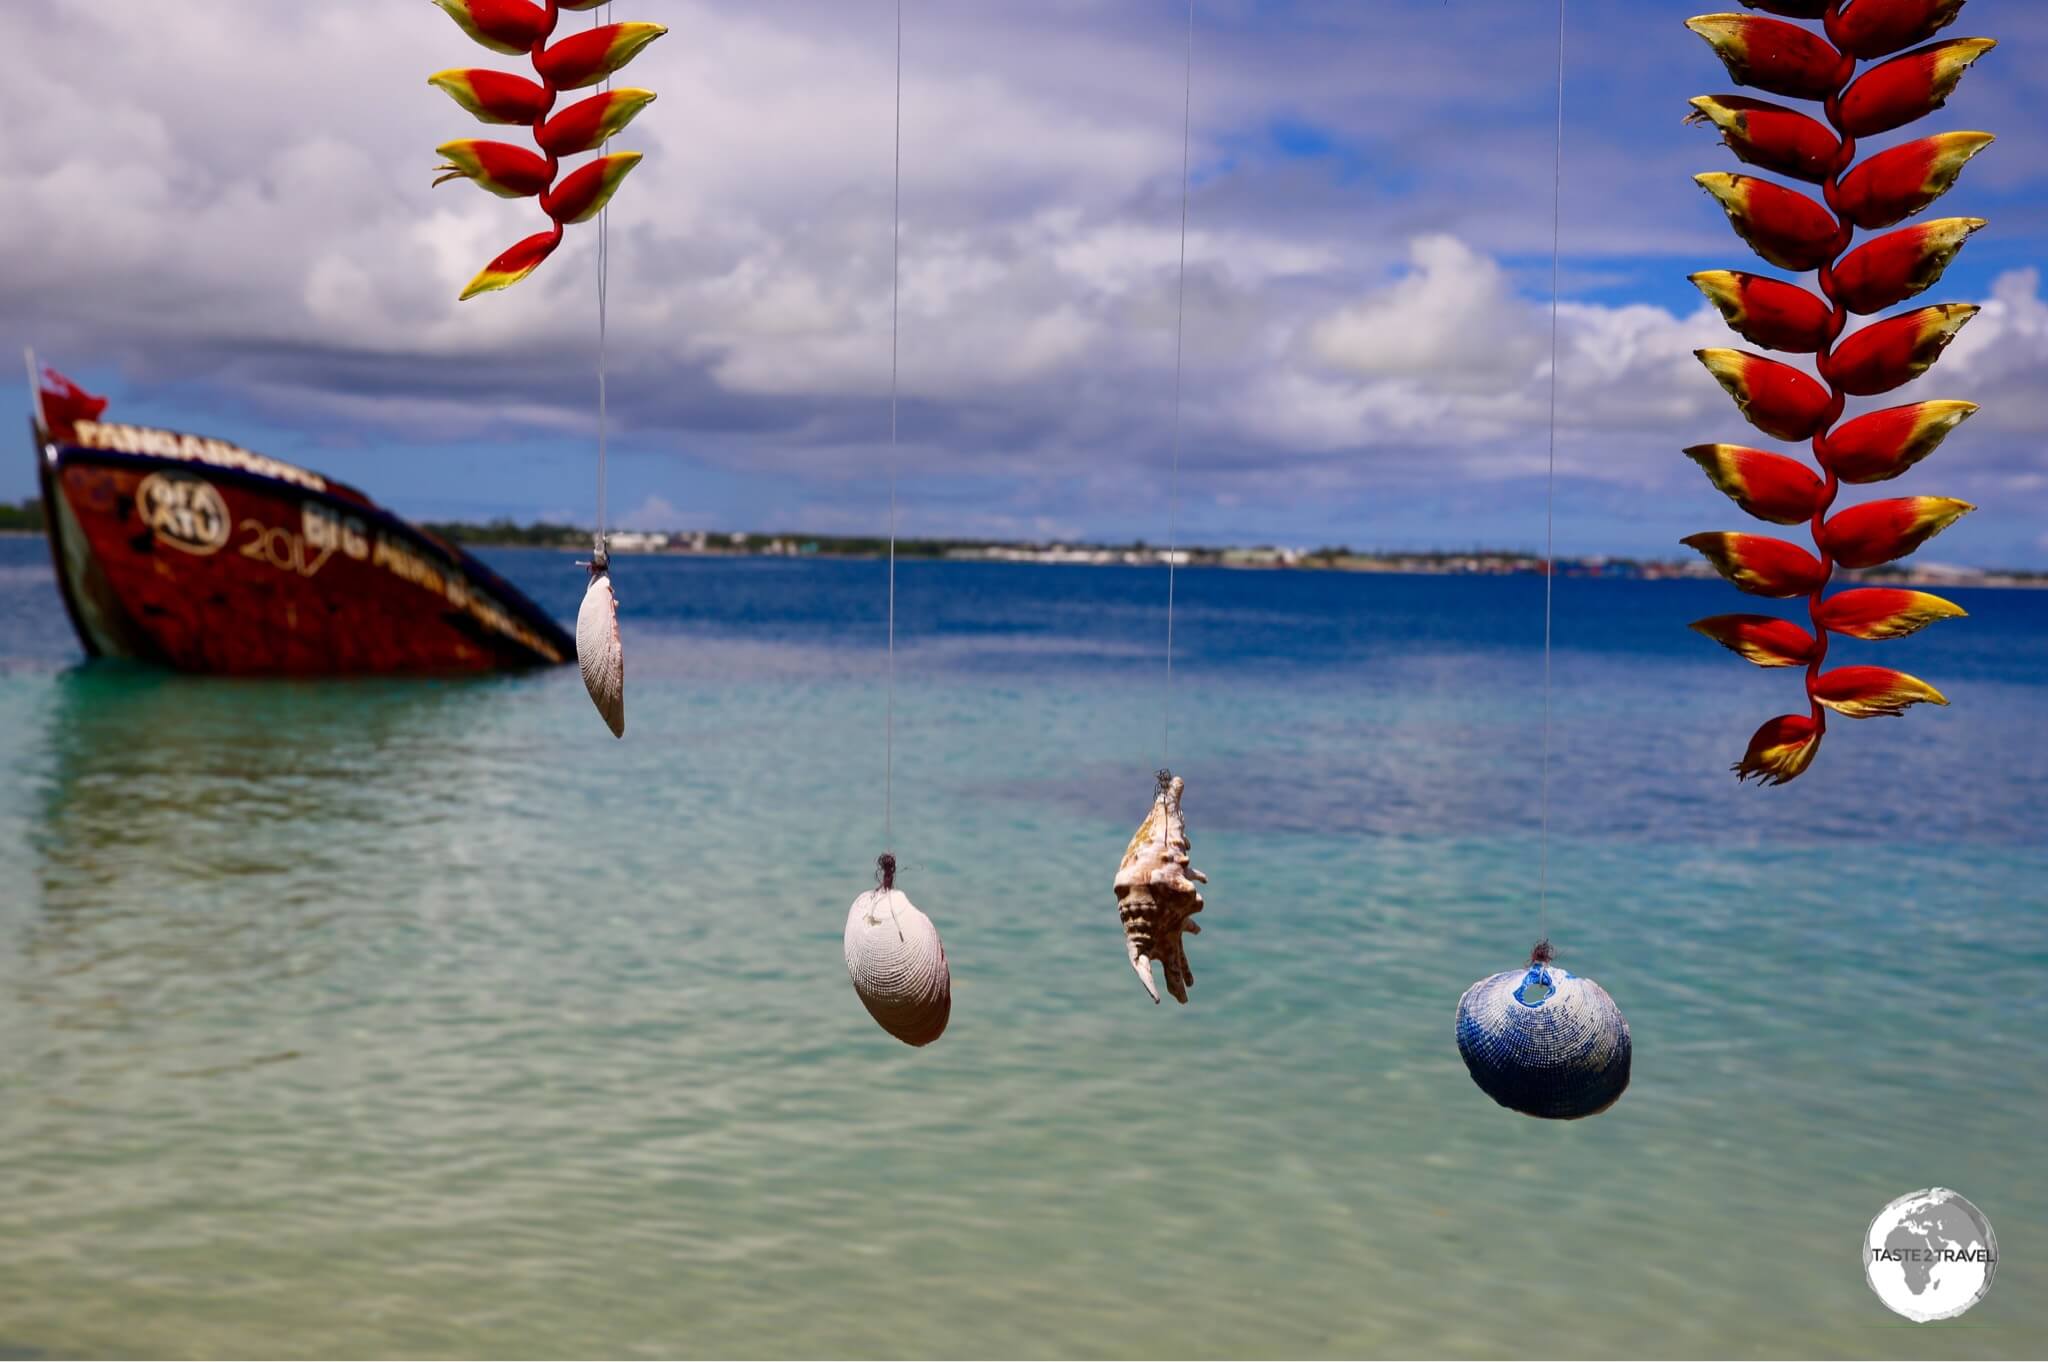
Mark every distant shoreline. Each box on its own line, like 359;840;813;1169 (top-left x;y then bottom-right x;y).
436;532;2048;590
3;520;2040;588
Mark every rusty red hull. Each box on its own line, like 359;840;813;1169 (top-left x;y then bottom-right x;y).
33;420;571;675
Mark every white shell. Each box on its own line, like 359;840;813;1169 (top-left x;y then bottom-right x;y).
576;567;624;738
844;887;951;1047
1113;774;1209;1004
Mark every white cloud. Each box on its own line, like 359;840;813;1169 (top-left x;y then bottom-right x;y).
2;1;2043;553
618;494;687;531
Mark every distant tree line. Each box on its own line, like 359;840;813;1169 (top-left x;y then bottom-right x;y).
0;498;43;532
421;518;586;548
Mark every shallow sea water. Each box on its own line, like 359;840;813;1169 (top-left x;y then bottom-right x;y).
0;538;2043;1358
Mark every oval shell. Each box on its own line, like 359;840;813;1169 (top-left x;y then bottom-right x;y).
844;888;951;1047
577;566;624;737
1455;962;1631;1120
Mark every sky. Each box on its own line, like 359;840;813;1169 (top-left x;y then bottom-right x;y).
3;0;2045;564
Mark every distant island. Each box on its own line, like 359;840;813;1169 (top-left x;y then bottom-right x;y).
416;517;2045;589
3;501;2039;587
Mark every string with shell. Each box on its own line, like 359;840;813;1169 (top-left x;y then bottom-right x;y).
1452;0;1632;1121
842;0;952;1049
1110;0;1220;1008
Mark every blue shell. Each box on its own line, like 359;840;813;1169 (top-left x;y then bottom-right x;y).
1455;962;1631;1120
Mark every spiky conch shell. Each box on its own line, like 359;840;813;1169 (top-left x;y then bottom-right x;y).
844;888;951;1047
1454;961;1631;1120
1113;775;1209;1004
577;562;624;738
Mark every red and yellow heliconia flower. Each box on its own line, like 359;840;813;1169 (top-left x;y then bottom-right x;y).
459;225;564;301
1685;5;1991;784
1695;348;1834;441
1686;15;1848;100
1812;665;1948;718
1836;38;1996;138
1819;495;1974;569
1685;96;1838;184
1819;400;1976;483
432;0;554;56
541;152;642;224
1681;532;1829;597
1829;0;1967;61
1822;303;1975;397
424;0;659;300
1733;713;1822;785
1690;271;1832;352
433;139;555;198
1835;131;1995;231
430;68;556;124
1830;218;1983;315
1694;172;1841;271
1815;588;1966;640
536;89;658;157
534;22;668;89
1685;444;1828;524
1689;613;1816;667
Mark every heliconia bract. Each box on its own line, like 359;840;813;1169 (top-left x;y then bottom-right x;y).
1830;0;1967;61
426;1;667;298
1814;587;1966;640
433;139;555;198
535;89;657;158
1819;399;1975;483
1686;96;1840;184
1684;2;1993;783
1690;271;1834;352
1684;444;1829;523
1834;37;1994;137
1693;172;1842;271
1830;218;1983;314
534;23;670;89
1834;130;1994;230
1690;613;1819;667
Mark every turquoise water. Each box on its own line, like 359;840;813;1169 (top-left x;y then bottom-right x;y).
1;537;2043;1358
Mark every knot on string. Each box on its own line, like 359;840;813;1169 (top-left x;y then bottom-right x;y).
1155;767;1174;797
579;534;609;576
875;853;897;892
1529;937;1556;966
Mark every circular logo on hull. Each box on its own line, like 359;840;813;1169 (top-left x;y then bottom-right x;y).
1865;1188;1996;1322
135;471;230;555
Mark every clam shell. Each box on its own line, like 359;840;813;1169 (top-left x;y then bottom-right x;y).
576;567;624;738
1113;774;1208;1004
844;887;951;1047
1455;961;1631;1120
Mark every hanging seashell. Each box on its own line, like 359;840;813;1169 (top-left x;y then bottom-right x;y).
844;855;951;1047
1455;942;1631;1120
1113;771;1210;1004
577;539;624;738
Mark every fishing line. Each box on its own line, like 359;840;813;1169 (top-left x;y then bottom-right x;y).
885;0;903;854
1163;0;1193;770
1538;0;1565;944
595;1;613;546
